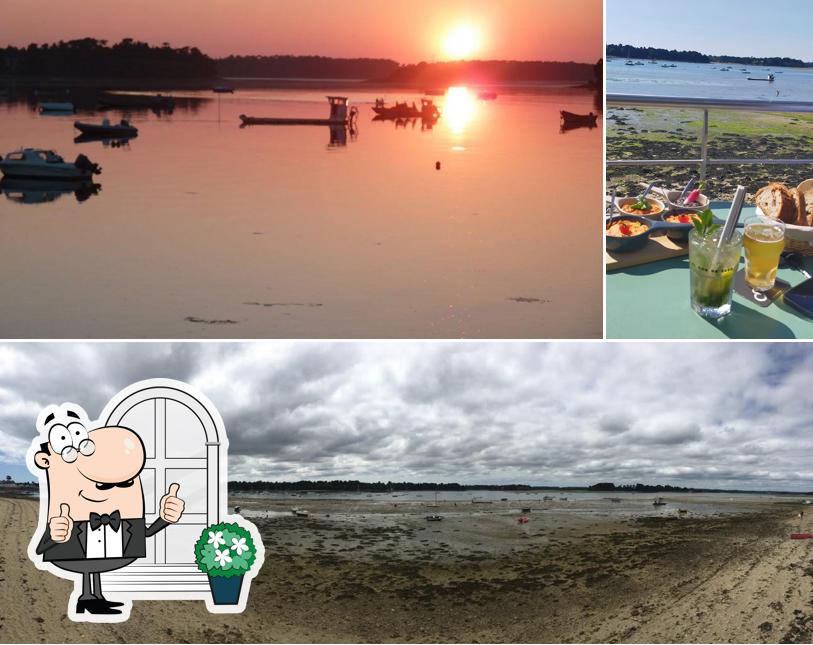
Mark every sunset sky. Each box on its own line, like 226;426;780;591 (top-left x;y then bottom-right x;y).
0;0;602;63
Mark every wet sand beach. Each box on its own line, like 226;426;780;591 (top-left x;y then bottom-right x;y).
2;493;813;642
606;106;813;199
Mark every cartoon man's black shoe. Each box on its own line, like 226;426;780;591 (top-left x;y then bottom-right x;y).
96;597;124;608
76;598;122;614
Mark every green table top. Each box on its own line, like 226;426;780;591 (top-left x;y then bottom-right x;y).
606;204;813;339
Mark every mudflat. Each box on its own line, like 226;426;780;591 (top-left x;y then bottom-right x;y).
2;494;812;642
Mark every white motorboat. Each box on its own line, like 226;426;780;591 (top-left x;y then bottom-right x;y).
0;148;101;179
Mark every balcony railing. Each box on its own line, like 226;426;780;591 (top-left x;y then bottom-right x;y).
606;94;813;179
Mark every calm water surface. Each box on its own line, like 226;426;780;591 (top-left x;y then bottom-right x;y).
608;58;813;101
0;87;601;338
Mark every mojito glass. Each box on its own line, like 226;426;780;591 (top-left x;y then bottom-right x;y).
689;229;743;319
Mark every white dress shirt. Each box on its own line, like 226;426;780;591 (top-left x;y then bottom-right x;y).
86;522;124;559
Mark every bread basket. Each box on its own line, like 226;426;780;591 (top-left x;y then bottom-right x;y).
756;179;813;255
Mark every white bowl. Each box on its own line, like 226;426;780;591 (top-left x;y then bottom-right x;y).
664;189;710;213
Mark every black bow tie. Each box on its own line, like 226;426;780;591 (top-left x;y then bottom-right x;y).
89;510;121;531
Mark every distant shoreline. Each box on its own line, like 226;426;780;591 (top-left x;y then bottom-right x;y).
0;75;596;93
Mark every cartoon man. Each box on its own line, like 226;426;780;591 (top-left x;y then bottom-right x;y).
31;404;185;616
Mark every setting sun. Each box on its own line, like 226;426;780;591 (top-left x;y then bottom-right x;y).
443;24;480;60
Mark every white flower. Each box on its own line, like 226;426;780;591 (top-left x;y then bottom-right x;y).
207;530;225;548
231;536;248;556
214;548;232;568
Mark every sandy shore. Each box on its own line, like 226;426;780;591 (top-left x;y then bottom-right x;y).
607;106;813;200
2;494;813;642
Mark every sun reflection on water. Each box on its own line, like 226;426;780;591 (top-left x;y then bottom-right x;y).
444;86;476;136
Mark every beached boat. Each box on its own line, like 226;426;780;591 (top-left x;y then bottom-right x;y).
653;497;667;506
74;118;138;137
521;507;532;513
425;514;443;521
678;508;688;514
291;507;310;517
0;148;101;179
561;111;598;129
99;92;175;109
39;102;74;113
517;516;530;524
241;96;357;126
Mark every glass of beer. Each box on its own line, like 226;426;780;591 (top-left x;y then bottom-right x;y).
743;216;785;291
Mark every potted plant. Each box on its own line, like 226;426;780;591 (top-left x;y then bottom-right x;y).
194;521;258;605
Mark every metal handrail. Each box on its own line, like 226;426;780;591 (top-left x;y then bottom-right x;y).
606;94;813;178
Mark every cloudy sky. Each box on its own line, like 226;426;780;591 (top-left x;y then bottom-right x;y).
0;342;809;491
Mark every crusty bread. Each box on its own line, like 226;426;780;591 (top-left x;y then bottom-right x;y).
755;183;798;224
797;179;813;227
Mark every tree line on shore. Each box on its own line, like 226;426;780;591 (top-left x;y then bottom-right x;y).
0;38;600;84
607;43;809;68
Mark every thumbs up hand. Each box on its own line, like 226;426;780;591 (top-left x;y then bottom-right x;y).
159;483;184;523
49;503;74;543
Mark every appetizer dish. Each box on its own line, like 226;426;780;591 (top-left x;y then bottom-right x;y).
607;218;650;237
617;196;665;216
664;211;701;225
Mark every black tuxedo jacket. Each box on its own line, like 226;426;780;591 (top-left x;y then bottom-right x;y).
36;516;170;562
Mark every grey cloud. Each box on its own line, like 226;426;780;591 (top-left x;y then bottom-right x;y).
0;342;812;490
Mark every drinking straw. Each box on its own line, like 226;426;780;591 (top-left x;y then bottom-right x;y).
677;177;696;203
718;185;747;248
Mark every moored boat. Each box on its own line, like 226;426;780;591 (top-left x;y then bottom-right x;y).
213;86;235;94
74;118;138;137
561;110;598;128
241;96;357;126
0;148;101;179
372;98;440;120
425;514;443;521
39;102;74;113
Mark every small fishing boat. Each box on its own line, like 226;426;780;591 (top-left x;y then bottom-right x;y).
372;98;440;120
425;514;443;521
748;74;775;82
241;96;357;126
561;110;598;129
213;86;235;94
678;508;688;514
521;507;532;513
290;507;309;517
653;497;667;506
39;102;74;113
0;148;101;179
74;118;138;137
